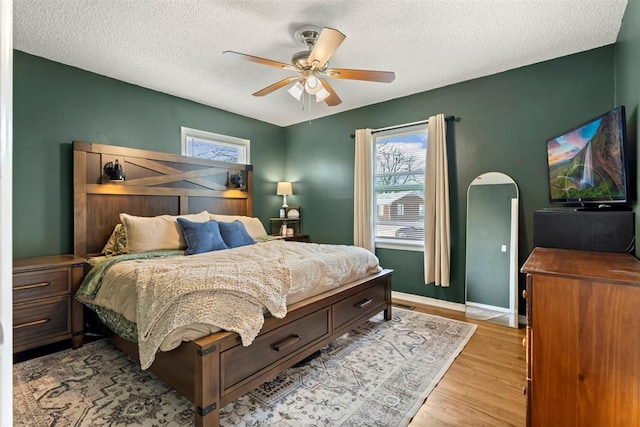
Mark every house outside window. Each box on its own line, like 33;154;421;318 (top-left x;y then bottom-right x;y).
374;124;427;249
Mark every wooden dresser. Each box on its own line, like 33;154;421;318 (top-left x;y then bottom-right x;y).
521;247;640;426
13;255;86;353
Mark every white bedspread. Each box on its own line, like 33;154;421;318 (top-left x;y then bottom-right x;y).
90;240;380;367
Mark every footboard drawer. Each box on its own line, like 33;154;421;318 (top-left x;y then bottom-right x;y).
333;280;387;331
220;307;330;392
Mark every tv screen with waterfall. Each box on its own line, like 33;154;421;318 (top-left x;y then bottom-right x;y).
546;106;629;206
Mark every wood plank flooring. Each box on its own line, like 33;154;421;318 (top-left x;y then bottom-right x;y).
393;298;527;427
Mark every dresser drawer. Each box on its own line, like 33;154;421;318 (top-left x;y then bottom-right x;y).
13;297;71;349
13;268;70;303
333;281;387;331
221;307;330;392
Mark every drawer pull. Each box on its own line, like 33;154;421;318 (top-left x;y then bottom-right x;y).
14;318;50;329
272;335;301;352
14;281;51;291
522;290;527;299
522;337;526;347
355;299;373;309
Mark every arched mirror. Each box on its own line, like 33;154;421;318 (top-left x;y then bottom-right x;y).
465;172;519;327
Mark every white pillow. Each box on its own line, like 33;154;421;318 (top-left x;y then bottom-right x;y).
120;211;210;253
208;213;268;239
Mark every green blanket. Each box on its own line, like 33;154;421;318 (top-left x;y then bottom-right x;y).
76;250;184;341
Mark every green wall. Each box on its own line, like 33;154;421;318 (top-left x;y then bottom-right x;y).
13;51;285;258
615;0;640;258
13;39;624;306
284;46;615;304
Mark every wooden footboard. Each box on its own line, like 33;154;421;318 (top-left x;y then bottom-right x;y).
110;269;392;426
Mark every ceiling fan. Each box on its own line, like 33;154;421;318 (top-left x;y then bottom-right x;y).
223;25;395;107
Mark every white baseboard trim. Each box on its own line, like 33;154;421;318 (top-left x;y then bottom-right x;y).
392;291;466;312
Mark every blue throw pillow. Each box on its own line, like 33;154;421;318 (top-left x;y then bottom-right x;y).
218;220;256;248
177;218;228;255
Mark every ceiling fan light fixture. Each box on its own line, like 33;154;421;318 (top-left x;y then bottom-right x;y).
226;25;394;108
315;86;330;102
287;81;304;101
304;76;321;94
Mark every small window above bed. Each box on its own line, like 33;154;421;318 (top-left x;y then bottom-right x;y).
181;127;250;164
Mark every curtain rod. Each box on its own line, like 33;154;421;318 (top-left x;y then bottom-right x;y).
350;115;457;138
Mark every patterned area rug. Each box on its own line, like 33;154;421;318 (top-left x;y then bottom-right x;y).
14;308;476;426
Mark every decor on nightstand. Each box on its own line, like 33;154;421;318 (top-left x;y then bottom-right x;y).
104;159;125;181
276;181;292;208
270;206;303;237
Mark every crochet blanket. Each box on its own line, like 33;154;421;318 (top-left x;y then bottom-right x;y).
134;256;291;369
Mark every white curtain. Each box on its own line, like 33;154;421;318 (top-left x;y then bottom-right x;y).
353;128;375;252
424;114;451;286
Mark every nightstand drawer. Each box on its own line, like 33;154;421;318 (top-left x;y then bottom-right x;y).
13;268;70;303
13;297;71;348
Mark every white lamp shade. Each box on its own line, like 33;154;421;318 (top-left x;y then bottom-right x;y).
276;181;293;196
304;76;321;94
287;81;304;101
315;86;330;102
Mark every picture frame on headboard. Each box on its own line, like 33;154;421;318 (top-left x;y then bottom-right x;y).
180;126;250;164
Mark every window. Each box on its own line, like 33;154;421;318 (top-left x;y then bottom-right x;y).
181;127;250;164
374;124;427;248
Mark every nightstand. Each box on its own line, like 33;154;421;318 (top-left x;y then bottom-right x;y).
282;234;310;243
13;255;87;353
270;206;302;235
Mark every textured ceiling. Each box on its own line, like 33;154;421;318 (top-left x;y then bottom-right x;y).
14;0;627;127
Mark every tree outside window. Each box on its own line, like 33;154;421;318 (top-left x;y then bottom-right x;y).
374;125;427;244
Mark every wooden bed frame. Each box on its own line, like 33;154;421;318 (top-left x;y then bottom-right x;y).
73;141;392;426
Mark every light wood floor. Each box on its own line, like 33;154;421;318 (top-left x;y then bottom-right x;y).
393;298;527;427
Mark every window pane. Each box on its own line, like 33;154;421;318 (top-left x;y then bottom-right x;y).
187;137;241;163
374;126;427;243
181;127;250;164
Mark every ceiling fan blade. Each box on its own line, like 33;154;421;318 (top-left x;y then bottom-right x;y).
326;68;395;83
308;28;346;69
252;76;301;97
223;51;298;71
319;78;342;106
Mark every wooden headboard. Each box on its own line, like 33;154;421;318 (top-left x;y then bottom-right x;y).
73;141;254;257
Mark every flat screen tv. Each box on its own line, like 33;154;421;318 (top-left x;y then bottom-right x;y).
546;106;629;207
